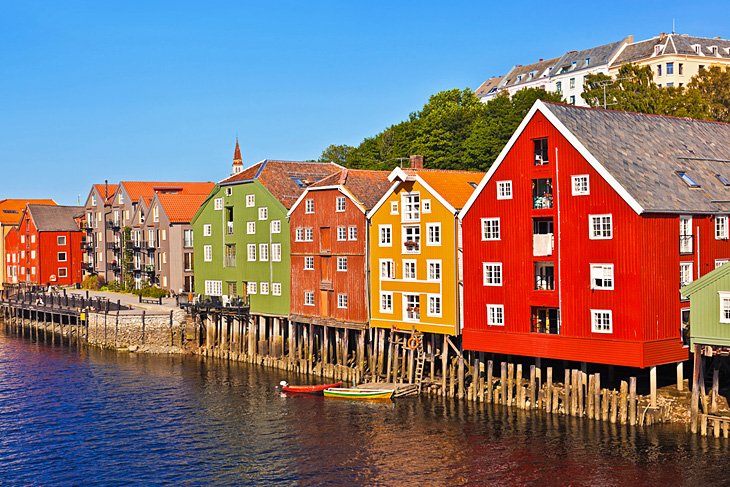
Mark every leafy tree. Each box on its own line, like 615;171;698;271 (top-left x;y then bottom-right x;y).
319;144;355;166
689;66;730;122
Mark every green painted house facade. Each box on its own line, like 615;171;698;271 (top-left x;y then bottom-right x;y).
681;263;730;348
192;153;340;318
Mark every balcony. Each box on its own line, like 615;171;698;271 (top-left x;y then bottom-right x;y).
403;239;420;254
226;221;234;235
532;178;553;209
132;240;143;251
534;262;555;291
531;307;560;334
145;264;155;275
680;235;693;254
110;261;121;273
320;280;333;291
106;220;121;231
533;233;554;257
146;240;156;251
84;263;95;273
82;240;94;252
224;256;237;268
106;242;121;252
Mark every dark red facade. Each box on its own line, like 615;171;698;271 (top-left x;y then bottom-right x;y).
5;210;83;286
289;188;369;329
458;109;726;368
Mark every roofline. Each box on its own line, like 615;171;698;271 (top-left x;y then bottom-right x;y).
287;184;367;218
367;168;458;219
681;261;730;296
191;184;221;225
459;100;646;219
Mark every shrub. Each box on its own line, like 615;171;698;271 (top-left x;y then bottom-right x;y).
81;275;105;290
133;285;168;299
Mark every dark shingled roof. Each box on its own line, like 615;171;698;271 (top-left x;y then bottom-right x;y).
219;160;342;209
499;57;559;90
27;204;84;232
552;39;627;75
613;33;730;65
309;169;392;210
544;102;730;213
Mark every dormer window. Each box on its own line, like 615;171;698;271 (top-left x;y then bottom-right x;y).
710;45;718;56
517;74;523;82
717;174;730;186
585;57;591;66
119;193;124;204
654;44;662;55
91;195;97;206
677;171;700;188
692;44;702;55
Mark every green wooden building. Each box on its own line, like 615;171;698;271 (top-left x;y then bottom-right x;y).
191;144;340;318
681;263;730;349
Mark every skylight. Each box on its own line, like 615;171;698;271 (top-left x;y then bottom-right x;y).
717;174;730;186
291;177;307;188
677;171;700;188
468;182;478;189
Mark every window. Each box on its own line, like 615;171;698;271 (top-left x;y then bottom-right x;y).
30;250;36;259
534;139;549;165
118;193;124;204
57;236;66;246
260;282;269;295
556;81;562;93
152;206;160;223
402;225;420;254
718;293;730;324
225;187;233;196
426;223;441;246
667;62;674;75
422;199;431;213
248;282;257;295
337;226;347;241
569;95;576;105
380;292;393;313
591;310;613;333
428;260;441;281
716;216;729;240
58;268;68;278
487;305;504;326
680;216;693;254
677;171;700;188
271;220;281;233
428;295;442;317
91;195;96;206
304;291;315;306
585;57;591;66
483;262;503;286
572;175;589;195
31;267;36;276
657;64;662;76
271;243;281;262
184;252;194;271
246;194;255;207
259;244;269;262
304;256;314;270
337;256;348;272
390;201;399;215
20;235;24;244
497;181;512;200
247;244;257;262
258;207;268;220
401;259;417;280
305;228;313;242
247;222;256;234
402;193;420;222
295;228;304;242
204;245;212;262
183;229;194;248
205;280;223;297
161;229;167;242
272;283;282;296
404;294;420;321
679;63;684;75
481;218;500;241
590;264;614;290
56;251;67;262
680;262;694;287
31;235;35;244
589;214;613;240
348;226;357;241
214;198;223;210
203;224;212;237
336;197;346;212
569;77;575;89
337;293;348;309
716;259;729;269
305;199;314;214
380;259;395;279
379;225;392;246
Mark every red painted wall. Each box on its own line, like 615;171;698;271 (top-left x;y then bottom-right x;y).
461;110;698;368
290;188;368;327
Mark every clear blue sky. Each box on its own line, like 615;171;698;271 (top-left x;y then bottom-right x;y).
1;1;728;205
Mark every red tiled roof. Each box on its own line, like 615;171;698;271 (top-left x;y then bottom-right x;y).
93;184;118;204
310;169;392;210
220;160;342;209
120;181;215;201
0;199;57;225
156;193;210;224
411;170;484;210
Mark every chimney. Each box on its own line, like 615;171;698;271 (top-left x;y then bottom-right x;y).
626;34;634;44
409;155;424;170
659;32;667;41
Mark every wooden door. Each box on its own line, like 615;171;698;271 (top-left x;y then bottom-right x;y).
320;227;331;253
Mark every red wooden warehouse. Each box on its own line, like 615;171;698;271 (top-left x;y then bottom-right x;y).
288;169;391;330
5;204;85;287
459;101;730;369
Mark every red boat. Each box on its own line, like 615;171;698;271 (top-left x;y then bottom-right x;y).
279;380;343;395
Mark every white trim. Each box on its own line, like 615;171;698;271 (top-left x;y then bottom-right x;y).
427;293;442;318
591;309;613;333
483;262;503;286
289;184;369;218
426;259;442;282
588;214;613;240
459;100;645;219
720;291;730;324
378;224;392;247
589;263;614;290
481;217;500;241
426;222;441;246
402;259;417;280
496;181;512;200
487;304;505;326
571;174;590;196
367;169;458;219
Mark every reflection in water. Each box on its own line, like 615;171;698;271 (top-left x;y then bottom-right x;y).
0;331;727;485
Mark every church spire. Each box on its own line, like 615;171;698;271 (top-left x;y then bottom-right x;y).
232;138;243;175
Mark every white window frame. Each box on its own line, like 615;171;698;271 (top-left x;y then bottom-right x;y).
401;192;420;223
571;175;590;196
57;252;67;262
591;309;613;333
589;214;613;240
427;259;442;282
380;259;395;279
427;294;442;317
716;216;729;240
305;199;315;214
680;261;694;287
304;291;315;306
205;280;223;297
348;226;358;241
305;228;313;242
380;292;393;313
496;181;512;200
483;262;503;286
487;304;504;326
379;225;392;247
247;244;257;262
258;207;268;220
295;228;304;242
337;256;348;272
204;245;213;262
246;194;255;207
590;263;614;290
270;220;281;234
720;292;730;324
426;223;441;246
214;198;223;210
247;282;257;295
57;236;67;246
390;201;399;215
403;259;417;280
203;224;212;237
260;282;270;295
272;283;282;296
259;243;269;262
337;226;347;241
58;267;68;278
715;259;729;269
225;187;233;196
481;218;500;241
271;243;282;262
422;199;432;214
403;294;420;322
247;221;256;234
304;256;314;270
337;293;348;309
336;197;346;212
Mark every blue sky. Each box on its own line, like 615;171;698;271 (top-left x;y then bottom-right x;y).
1;1;728;205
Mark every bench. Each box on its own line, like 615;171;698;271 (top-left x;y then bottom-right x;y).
138;295;163;305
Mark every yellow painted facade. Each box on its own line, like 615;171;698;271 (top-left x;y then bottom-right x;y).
368;177;460;336
610;55;730;88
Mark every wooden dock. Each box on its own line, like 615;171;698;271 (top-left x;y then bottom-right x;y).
357;382;418;398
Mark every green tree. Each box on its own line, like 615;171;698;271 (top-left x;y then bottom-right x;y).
319;144;355;166
689;66;730;122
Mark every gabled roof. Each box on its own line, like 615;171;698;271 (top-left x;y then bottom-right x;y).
551;38;628;75
219;160;342;209
92;184;118;204
154;193;211;224
118;181;215;202
682;261;730;297
460;100;730;218
613;33;730;65
25;204;83;232
369;167;483;218
0;199;56;225
475;76;506;98
499;57;560;90
312;169;392;209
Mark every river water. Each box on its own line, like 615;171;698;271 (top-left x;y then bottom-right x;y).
0;331;728;486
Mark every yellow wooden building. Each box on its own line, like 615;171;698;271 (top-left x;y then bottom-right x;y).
367;163;482;336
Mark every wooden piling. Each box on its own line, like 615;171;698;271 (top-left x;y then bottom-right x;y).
546;367;553;413
629;377;637;426
486;360;493;404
